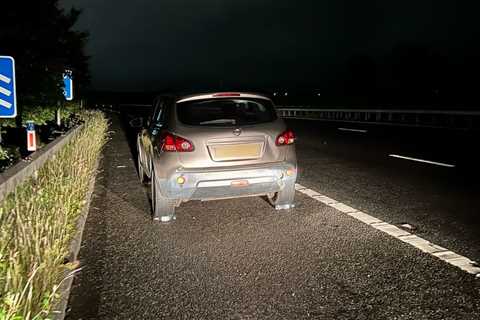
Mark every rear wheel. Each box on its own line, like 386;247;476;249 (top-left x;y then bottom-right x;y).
151;167;176;222
137;152;148;183
268;183;295;210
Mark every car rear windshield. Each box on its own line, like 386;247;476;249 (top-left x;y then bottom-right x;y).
176;98;277;126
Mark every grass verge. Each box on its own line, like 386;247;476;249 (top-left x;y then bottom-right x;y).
0;111;109;320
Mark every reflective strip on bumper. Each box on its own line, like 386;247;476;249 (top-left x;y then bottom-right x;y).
197;176;276;188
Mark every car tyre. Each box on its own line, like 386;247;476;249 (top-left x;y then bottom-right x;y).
268;183;295;210
137;152;148;183
151;166;176;222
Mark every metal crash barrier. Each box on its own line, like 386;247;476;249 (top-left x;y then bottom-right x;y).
277;107;480;130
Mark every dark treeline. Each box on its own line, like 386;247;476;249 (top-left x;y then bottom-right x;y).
1;1;89;114
0;1;90;164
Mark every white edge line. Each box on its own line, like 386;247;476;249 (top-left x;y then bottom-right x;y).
338;127;368;133
389;154;455;168
295;183;480;277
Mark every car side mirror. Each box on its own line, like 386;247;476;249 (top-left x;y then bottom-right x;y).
150;122;164;136
129;117;144;128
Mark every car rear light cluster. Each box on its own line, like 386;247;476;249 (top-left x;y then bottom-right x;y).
161;132;194;152
212;92;241;97
276;129;295;146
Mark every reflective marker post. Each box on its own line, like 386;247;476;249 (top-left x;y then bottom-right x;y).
26;121;36;152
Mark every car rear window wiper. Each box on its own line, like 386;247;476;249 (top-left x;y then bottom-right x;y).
199;119;237;125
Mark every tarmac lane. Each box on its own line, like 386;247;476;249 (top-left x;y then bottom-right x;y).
66;116;480;320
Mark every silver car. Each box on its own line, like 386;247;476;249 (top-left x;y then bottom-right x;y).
137;92;297;222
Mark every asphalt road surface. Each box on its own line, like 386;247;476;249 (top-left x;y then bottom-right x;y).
66;114;480;319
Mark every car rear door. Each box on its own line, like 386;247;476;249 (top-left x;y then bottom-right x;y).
173;97;288;168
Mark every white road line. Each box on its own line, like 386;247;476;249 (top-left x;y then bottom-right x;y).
0;74;11;84
296;183;480;277
389;154;455;168
338;127;368;133
0;98;12;109
0;86;11;96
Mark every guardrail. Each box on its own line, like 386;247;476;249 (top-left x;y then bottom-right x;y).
96;103;480;130
0;124;83;202
277;107;480;130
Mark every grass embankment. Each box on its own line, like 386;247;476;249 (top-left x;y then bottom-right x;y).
0;111;109;319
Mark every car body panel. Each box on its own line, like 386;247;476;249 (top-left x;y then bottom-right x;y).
137;92;297;203
171;119;289;168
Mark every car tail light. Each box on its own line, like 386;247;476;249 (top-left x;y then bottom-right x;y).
275;129;295;146
161;132;194;152
213;92;241;97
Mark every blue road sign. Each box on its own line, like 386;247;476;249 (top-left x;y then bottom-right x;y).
0;56;17;118
63;71;73;101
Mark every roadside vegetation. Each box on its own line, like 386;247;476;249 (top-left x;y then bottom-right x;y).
0;111;108;320
0;102;83;172
0;2;98;318
1;1;90;172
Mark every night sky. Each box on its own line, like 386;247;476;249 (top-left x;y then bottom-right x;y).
61;0;479;92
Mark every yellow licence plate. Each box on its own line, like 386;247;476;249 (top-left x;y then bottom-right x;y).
212;143;262;160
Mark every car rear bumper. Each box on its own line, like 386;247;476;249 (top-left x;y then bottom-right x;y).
155;162;297;201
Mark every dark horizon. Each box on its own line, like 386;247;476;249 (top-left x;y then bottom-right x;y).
61;0;480;104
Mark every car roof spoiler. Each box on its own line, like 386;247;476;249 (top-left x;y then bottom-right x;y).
176;92;272;103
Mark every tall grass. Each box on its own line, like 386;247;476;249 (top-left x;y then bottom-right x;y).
0;111;108;319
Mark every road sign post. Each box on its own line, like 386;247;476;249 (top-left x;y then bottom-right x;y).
0;56;17;118
60;70;73;128
56;107;61;127
56;100;62;127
